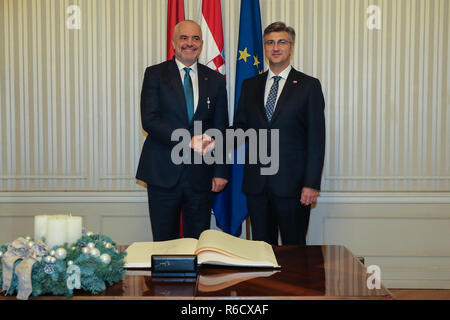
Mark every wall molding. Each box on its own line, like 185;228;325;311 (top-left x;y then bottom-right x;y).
317;192;450;204
1;191;449;204
0;191;147;203
324;176;450;180
0;176;88;180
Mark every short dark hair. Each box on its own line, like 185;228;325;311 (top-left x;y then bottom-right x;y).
263;21;296;44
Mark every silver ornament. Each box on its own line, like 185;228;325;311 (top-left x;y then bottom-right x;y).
0;251;3;258
50;257;56;264
100;253;111;264
44;256;53;263
81;247;90;254
44;264;55;274
50;250;56;257
87;242;95;249
27;241;35;249
105;243;113;249
90;248;100;257
67;260;74;266
86;232;94;237
55;248;67;260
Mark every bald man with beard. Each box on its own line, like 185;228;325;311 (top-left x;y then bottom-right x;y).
136;20;229;241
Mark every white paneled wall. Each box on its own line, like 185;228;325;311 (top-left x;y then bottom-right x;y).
1;0;448;191
0;0;449;288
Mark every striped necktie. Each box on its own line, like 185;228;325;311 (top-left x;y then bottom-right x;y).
265;76;281;122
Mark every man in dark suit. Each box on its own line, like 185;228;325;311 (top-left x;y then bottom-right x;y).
233;22;325;245
136;20;228;241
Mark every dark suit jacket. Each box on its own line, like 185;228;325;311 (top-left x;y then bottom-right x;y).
233;67;325;197
136;58;229;192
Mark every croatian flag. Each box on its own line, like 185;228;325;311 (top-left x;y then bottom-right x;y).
198;0;230;233
199;0;225;75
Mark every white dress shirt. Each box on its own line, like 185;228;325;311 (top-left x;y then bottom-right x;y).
175;58;199;112
264;65;292;112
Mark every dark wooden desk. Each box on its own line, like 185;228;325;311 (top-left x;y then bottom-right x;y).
125;245;392;300
1;245;392;300
196;245;392;300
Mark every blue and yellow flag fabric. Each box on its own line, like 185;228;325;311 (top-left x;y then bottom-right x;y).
213;0;263;236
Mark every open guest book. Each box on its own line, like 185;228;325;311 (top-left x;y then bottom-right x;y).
124;229;280;268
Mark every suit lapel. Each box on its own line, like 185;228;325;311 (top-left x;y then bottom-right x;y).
194;64;208;122
166;59;189;123
257;72;269;123
270;68;299;123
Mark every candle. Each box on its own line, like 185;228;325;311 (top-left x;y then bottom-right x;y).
34;214;84;249
46;215;68;249
67;215;82;245
34;215;48;242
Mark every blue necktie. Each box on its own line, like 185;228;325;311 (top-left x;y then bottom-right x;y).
183;67;194;123
265;76;281;122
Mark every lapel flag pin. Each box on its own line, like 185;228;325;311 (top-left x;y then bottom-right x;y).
293;80;298;84
204;77;208;81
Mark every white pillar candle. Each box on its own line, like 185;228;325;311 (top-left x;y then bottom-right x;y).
46;215;68;249
34;215;48;242
67;215;82;245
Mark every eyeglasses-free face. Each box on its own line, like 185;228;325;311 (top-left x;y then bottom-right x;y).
172;21;203;67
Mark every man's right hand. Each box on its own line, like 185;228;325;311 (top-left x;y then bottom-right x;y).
189;134;215;155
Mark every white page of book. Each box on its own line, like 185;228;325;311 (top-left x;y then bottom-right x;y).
124;238;198;268
195;230;279;267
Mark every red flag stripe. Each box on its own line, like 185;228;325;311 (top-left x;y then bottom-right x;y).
201;0;224;53
167;0;185;60
213;54;225;70
167;0;185;237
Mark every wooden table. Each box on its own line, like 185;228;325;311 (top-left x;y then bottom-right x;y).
1;245;392;300
195;245;392;300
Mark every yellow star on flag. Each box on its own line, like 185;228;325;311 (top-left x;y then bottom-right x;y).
238;47;251;63
253;55;260;68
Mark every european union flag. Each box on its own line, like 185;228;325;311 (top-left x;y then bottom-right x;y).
213;0;263;236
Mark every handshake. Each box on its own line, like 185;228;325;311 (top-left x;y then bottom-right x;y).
189;134;215;155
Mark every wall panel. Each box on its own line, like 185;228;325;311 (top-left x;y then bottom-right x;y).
0;0;448;192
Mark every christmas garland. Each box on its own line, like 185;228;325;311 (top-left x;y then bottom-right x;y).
0;232;127;299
